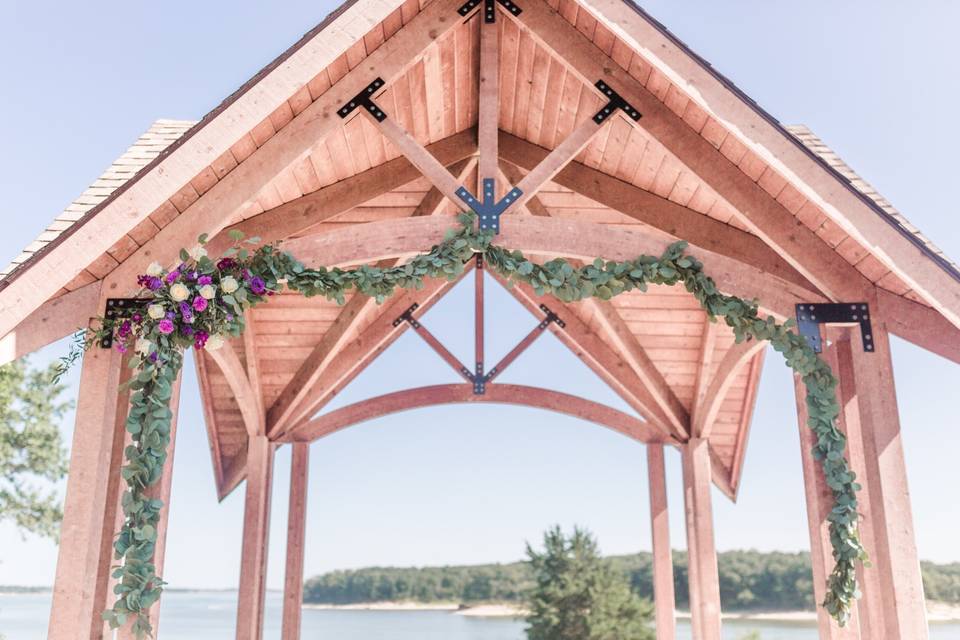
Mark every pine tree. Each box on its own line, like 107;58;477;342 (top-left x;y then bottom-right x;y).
0;358;71;538
525;526;654;640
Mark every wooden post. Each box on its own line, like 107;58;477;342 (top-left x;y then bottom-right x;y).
647;445;676;640
236;435;275;640
114;375;184;640
793;354;861;640
837;321;929;640
47;345;126;640
477;4;499;182
681;438;722;640
281;443;310;640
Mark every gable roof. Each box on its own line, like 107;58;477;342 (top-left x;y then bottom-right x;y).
3;0;959;500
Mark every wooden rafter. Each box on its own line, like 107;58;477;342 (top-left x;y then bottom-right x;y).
499;133;814;292
281;383;663;445
690;318;718;434
504;2;875;304
0;282;99;366
275;269;470;441
695;339;767;439
94;0;467;300
242;309;264;426
207;342;264;437
583;298;689;438
411;158;478;217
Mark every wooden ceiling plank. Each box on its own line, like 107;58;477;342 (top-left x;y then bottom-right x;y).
499;133;816;292
695;338;767;439
505;1;876;305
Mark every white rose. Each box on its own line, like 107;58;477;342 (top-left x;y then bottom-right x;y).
135;338;152;355
146;262;164;277
189;245;207;261
169;283;190;302
199;284;216;300
206;334;225;351
147;304;165;320
220;276;239;294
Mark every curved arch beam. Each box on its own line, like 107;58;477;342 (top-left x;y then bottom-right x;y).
206;342;264;437
279;216;825;319
280;384;670;445
695;339;768;439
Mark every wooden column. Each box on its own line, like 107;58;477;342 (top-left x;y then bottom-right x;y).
281;443;310;640
114;374;184;640
236;435;275;640
681;438;722;640
647;445;676;640
836;321;928;640
47;345;126;640
793;360;861;640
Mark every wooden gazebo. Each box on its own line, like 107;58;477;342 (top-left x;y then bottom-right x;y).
2;0;958;639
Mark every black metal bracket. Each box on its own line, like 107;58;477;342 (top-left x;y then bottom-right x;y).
593;80;642;125
392;302;421;329
100;298;150;348
795;303;874;353
456;178;523;233
537;303;566;331
457;0;521;20
337;77;387;122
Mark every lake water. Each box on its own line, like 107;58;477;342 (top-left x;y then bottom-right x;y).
2;592;959;639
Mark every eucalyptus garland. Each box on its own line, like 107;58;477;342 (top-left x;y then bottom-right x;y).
75;212;864;636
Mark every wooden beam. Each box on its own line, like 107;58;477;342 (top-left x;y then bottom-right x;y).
207;341;264;437
276;271;469;441
690;318;717;433
492;275;674;436
92;0;466;301
681;437;722;640
580;0;960;328
282;383;662;444
411;157;478;217
584;298;689;438
208;131;477;254
48;346;126;640
505;2;876;304
236;435;274;640
727;351;764;496
281;443;309;640
695;338;766;439
499;133;815;292
0;282;99;366
364;113;465;205
280;215;826;319
0;0;443;337
477;11;499;181
498;162;552;217
242;309;265;430
876;288;960;365
647;444;676;640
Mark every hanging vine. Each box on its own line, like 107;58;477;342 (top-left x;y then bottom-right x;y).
62;212;865;636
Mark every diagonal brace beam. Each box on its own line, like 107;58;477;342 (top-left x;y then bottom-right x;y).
394;303;475;383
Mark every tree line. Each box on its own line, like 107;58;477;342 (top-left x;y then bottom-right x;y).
303;550;960;610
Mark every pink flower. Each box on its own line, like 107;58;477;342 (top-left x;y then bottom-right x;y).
192;296;208;312
158;319;175;334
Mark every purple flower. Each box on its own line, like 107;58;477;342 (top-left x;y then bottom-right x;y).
115;342;127;353
198;275;213;286
250;277;266;295
217;258;237;270
180;325;194;336
187;271;199;282
194;330;209;350
136;275;163;291
132;313;142;323
117;320;132;339
149;352;159;363
242;269;252;281
166;311;176;320
165;271;180;284
192;296;208;312
226;313;234;321
158;319;175;335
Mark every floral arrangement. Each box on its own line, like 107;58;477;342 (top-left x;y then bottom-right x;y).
64;213;864;636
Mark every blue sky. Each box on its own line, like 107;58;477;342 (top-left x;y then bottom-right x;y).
1;0;959;593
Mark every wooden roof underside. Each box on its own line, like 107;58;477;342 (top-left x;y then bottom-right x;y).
3;0;960;502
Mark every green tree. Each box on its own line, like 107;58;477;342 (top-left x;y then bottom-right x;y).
525;526;654;640
0;358;71;538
